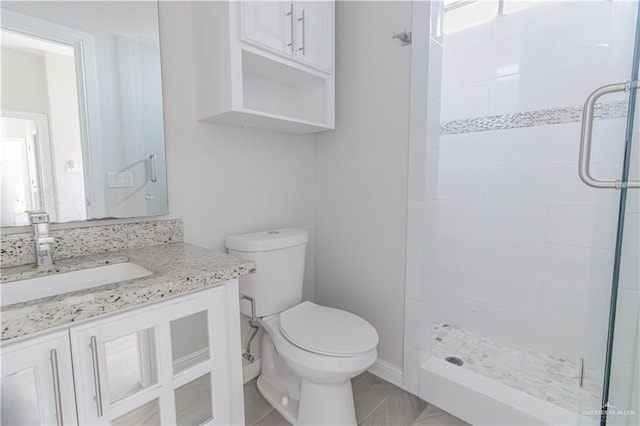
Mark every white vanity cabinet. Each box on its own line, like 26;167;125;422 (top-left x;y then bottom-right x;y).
1;330;78;426
193;0;335;134
1;280;244;426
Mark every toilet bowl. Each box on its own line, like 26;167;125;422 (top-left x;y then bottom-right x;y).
258;303;378;425
225;228;379;425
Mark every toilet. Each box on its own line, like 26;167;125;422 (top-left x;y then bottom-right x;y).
225;228;378;426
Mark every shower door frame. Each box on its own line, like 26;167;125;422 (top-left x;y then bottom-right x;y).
578;4;640;425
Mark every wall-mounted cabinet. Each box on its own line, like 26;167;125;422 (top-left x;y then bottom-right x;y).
192;1;334;134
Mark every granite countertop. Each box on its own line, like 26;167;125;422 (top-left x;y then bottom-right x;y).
1;243;255;342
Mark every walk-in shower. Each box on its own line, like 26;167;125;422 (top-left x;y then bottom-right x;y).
409;1;640;424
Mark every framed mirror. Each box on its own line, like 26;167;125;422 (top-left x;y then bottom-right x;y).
0;1;168;227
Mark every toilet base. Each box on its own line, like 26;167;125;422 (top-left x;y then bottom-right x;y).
298;379;357;425
257;374;357;426
256;375;299;424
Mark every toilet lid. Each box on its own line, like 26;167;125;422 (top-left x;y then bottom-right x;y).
279;302;379;357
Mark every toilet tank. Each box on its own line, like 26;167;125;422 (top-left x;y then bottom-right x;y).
225;228;308;317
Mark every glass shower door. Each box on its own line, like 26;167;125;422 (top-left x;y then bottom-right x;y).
598;90;640;426
577;9;640;424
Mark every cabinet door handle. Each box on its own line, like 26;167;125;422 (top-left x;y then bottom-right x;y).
50;349;64;426
286;3;294;51
90;336;104;418
298;10;305;55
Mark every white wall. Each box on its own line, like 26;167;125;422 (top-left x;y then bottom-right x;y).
0;47;48;114
314;1;412;373
158;2;315;301
427;0;639;411
44;51;86;222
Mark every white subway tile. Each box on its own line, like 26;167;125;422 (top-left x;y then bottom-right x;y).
436;231;617;290
620;213;639;290
442;19;492;52
545;205;619;249
426;94;441;149
609;359;636;414
487;61;611;115
411;39;429;95
404;297;422;348
427;39;443;99
402;345;420;394
490;1;565;42
431;290;479;331
544;164;621;207
408;148;427;200
612;288;640;365
437;166;484;201
424;200;437;251
409;93;428;148
425;147;439;199
552;121;633;169
537;319;583;361
541;281;610;329
405;251;423;302
476;303;546;353
483;166;547;204
540;244;614;290
435;261;543;314
437;199;546;242
441;81;490;122
407;200;426;253
429;0;444;45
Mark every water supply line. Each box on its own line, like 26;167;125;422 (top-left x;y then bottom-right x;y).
240;294;259;363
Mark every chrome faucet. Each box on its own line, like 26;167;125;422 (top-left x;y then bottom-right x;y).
28;211;55;267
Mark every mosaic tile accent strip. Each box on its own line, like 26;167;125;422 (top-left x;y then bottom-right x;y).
1;219;183;268
431;322;601;414
441;100;629;135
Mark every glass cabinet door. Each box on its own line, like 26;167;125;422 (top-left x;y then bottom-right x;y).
1;330;78;426
70;284;236;425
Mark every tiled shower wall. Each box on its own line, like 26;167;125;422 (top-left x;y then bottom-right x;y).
403;0;443;394
425;0;639;407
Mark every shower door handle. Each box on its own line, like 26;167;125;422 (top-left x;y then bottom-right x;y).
579;81;640;189
149;154;158;183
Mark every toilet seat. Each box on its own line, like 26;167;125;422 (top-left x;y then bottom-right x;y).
279;301;379;357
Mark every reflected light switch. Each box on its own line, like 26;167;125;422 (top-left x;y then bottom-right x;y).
107;172;134;188
64;160;83;173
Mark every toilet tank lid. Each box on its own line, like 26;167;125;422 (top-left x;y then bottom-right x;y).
225;228;309;252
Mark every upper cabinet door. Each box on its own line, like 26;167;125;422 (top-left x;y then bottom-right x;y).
294;0;334;72
241;1;293;56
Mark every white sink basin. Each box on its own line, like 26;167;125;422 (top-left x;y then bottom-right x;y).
1;262;153;307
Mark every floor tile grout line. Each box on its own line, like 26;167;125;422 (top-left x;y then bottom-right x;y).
250;407;276;426
357;387;398;425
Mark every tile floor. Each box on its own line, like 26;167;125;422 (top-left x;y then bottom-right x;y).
243;372;468;426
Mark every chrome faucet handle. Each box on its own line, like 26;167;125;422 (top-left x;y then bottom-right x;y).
27;211;50;224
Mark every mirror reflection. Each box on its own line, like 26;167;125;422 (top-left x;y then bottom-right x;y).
1;1;168;227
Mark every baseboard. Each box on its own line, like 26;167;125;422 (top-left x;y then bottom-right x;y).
243;357;261;383
368;358;403;388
